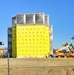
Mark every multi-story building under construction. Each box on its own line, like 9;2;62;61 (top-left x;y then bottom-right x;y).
8;13;53;57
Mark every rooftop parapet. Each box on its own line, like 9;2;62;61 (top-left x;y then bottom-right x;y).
12;13;49;27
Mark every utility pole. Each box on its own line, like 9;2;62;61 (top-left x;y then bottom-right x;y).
8;52;10;75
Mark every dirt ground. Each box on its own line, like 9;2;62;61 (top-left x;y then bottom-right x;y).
0;58;74;75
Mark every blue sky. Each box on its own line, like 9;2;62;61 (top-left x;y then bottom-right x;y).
0;0;74;49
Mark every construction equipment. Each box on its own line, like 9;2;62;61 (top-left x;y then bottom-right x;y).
0;42;4;58
53;36;74;58
53;43;70;57
67;36;74;57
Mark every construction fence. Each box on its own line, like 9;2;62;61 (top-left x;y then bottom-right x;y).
0;54;74;75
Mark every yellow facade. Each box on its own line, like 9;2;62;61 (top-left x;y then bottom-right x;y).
12;25;50;57
12;27;16;56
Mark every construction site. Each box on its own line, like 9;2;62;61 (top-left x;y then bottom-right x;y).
0;12;74;75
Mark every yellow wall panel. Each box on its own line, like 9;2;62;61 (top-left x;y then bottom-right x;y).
12;27;16;56
12;25;50;57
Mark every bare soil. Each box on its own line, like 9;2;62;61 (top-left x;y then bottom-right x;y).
0;58;74;75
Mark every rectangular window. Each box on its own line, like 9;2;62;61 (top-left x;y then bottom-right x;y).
26;14;34;24
12;16;16;26
17;14;24;24
35;13;43;24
